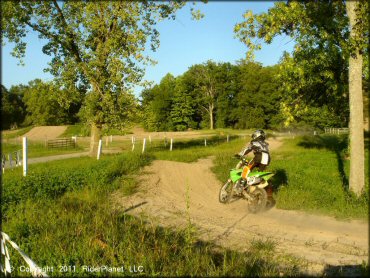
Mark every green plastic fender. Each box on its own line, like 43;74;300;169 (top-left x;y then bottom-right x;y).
248;171;274;181
230;169;243;183
229;169;274;183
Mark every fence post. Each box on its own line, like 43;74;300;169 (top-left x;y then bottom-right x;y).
204;138;207;147
170;138;173;151
97;139;102;160
23;137;28;177
227;135;229;143
8;153;13;169
14;151;19;167
18;150;22;166
142;138;146;153
2;155;5;174
131;136;136;151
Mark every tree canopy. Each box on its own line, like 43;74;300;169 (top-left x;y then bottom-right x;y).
141;60;289;131
234;1;368;126
1;85;26;130
234;0;369;195
2;0;204;155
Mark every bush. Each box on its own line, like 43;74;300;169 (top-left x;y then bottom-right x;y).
2;153;153;218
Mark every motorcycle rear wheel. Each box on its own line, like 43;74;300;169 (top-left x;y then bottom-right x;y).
248;188;267;213
219;180;233;203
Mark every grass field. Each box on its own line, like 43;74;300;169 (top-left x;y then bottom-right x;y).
2;141;86;159
2;126;34;139
2;152;303;277
2;132;368;276
151;134;369;220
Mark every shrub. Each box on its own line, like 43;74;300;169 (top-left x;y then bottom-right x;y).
2;153;153;218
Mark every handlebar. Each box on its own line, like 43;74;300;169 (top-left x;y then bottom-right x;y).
234;154;249;165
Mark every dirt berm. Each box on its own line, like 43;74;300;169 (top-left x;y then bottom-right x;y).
24;126;67;141
113;139;368;275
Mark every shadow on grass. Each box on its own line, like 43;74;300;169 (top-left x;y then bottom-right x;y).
323;264;369;277
123;201;148;213
150;135;239;151
298;135;349;191
172;135;239;150
271;168;288;192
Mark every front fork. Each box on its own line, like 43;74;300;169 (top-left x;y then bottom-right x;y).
241;186;254;202
231;179;254;201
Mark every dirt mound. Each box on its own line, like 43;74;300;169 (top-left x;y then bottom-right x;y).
24;126;67;141
113;140;368;275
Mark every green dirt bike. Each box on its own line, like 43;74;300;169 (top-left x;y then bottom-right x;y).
219;156;274;213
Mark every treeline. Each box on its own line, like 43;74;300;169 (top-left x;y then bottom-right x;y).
3;59;354;132
140;60;347;132
1;79;83;130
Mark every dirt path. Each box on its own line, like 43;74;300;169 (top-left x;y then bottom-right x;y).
113;139;368;275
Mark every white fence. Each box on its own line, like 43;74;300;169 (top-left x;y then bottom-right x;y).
324;127;349;134
2;137;28;176
1;232;48;277
2;150;22;173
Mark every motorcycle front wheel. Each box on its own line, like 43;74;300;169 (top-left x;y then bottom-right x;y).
219;180;233;203
248;188;267;213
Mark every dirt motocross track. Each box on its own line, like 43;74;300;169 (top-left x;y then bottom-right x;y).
23;126;67;141
114;139;368;275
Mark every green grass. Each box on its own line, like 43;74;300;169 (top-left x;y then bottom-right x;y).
148;135;242;162
2;126;34;139
3;134;368;276
136;133;369;220
2;152;303;277
2;141;86;159
270;135;369;220
59;124;90;137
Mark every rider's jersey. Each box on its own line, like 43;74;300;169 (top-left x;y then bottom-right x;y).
238;140;270;165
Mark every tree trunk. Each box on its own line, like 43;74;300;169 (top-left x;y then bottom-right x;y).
346;1;365;196
209;104;214;130
90;122;102;158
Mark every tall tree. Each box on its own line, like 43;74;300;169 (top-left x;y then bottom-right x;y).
22;79;83;126
141;73;176;131
234;0;368;195
346;1;365;195
2;1;202;156
190;60;219;130
1;85;26;130
214;62;239;128
230;61;281;129
170;75;197;131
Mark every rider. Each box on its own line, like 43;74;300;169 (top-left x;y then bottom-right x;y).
236;129;271;180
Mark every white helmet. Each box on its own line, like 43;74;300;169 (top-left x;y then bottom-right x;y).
251;129;265;141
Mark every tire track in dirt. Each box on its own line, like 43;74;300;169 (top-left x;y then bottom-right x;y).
113;138;368;275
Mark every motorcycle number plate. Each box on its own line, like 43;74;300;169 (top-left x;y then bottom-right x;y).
261;152;269;165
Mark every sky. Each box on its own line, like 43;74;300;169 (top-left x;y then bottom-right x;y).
2;1;295;97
